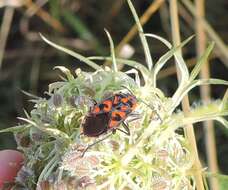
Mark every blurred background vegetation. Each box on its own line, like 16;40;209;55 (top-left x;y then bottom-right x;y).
0;0;227;189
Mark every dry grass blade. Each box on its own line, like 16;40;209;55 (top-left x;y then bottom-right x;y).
169;0;205;189
195;1;219;189
24;0;65;33
0;7;14;69
181;0;228;67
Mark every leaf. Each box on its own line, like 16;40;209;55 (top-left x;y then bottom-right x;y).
170;79;228;114
38;154;59;183
23;109;30;119
88;56;150;83
18;117;70;140
104;29;117;72
54;66;74;81
183;79;228;100
215;117;228;128
125;69;140;87
126;0;153;70
146;33;192;87
220;89;228;110
193;79;228;86
189;42;215;81
164;101;228;134
0;125;30;133
21;90;40;99
145;33;172;49
48;81;66;94
39;33;102;70
152;36;193;86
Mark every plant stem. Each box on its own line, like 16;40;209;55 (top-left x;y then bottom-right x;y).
169;0;205;189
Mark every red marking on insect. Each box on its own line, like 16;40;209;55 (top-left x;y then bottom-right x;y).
90;98;113;114
80;92;139;156
82;92;137;137
93;107;100;114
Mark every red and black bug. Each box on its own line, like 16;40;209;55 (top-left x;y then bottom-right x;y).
82;92;137;136
81;92;138;155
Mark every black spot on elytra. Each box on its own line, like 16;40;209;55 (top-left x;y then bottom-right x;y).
112;113;122;121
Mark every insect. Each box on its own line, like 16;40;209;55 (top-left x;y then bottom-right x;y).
81;92;138;155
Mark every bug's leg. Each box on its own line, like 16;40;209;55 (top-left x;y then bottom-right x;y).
117;114;141;136
127;112;141;121
79;132;84;137
116;122;130;136
81;132;113;157
92;99;97;105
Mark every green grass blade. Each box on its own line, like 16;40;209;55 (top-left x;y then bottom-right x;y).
104;29;117;72
40;33;102;70
61;10;104;54
62;10;93;40
126;0;153;70
49;0;60;20
189;42;215;81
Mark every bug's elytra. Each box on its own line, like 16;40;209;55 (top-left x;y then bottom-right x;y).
82;92;138;137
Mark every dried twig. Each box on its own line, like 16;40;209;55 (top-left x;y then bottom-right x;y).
24;0;65;33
